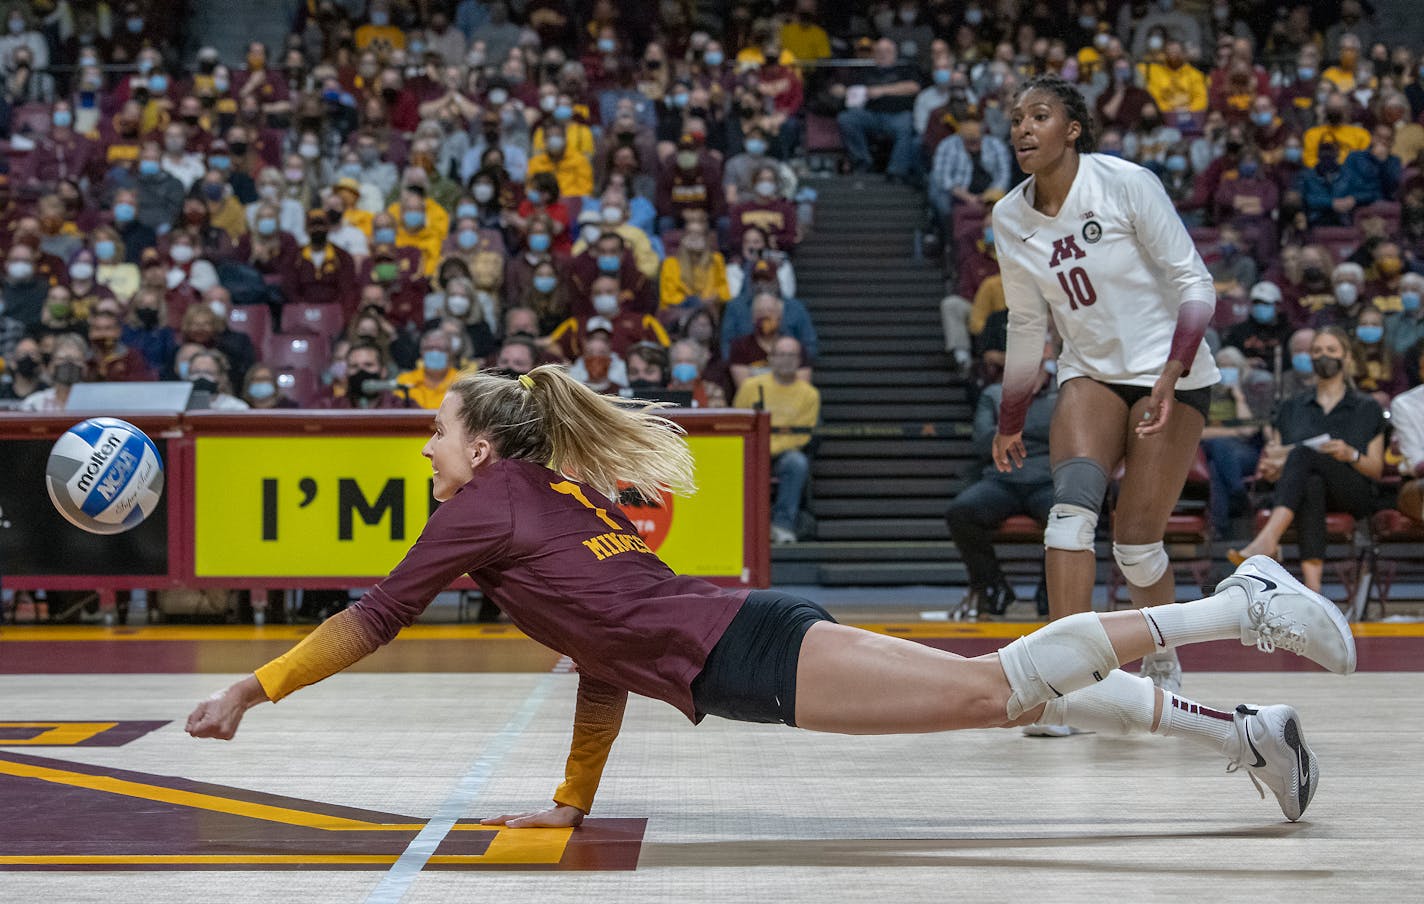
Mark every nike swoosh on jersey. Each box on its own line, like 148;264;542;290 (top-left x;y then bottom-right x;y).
1020;230;1038;241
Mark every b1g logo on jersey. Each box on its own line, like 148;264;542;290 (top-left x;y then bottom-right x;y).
1048;235;1087;267
1082;220;1103;243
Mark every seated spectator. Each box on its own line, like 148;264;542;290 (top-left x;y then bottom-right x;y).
667;337;729;408
732;335;819;543
730;164;799;252
66;248;114;312
283;210;359;314
728;292;812;389
946;343;1057;618
1224;281;1292;372
360;236;429;332
831;38;921;182
1339;124;1403;209
112;189;158;263
625;342;670;394
0;336;48;404
1201;346;1267;536
659;220;730;316
492;337;538;376
123;286;177;373
20;333;87;412
238;200;300;287
182;291;256;387
1381;92;1424;166
1389;381;1424;521
1230;327;1385;591
1351;305;1403;402
397;327;468;409
249;167;309;245
1314;262;1367;331
1298;141;1356;227
1385;273;1424;355
1141;40;1207;124
1215;148;1279;259
928;111;1010;239
425;276;498;363
135;141;186;230
1303;93;1369;168
725;226;795;300
549;275;670;359
241;363;300;409
1280;327;1319;399
1096;57;1156;133
325;341;411;410
87;308;153;382
568;230;657;317
183;348;250;411
509;172;572;256
3;242;46;328
567;328;628;394
1207;223;1257;292
526;121;594;200
722;260;817;360
93;227;141;303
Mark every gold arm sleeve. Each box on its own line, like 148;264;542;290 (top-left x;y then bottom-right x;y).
254;609;380;703
551;674;628;814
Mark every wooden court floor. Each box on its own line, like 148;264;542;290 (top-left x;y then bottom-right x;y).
2;623;1423;902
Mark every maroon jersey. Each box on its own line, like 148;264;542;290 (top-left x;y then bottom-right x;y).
304;458;747;721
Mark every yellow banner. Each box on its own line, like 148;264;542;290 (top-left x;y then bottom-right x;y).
192;436;745;579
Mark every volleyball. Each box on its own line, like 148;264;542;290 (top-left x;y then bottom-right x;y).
45;418;165;535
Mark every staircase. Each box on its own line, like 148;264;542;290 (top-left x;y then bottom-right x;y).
773;176;977;586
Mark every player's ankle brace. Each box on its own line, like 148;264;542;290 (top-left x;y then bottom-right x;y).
998;612;1120;720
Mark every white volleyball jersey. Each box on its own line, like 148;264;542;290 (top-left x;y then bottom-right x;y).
992;153;1219;393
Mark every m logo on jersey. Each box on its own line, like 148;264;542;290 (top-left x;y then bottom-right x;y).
1048;235;1087;268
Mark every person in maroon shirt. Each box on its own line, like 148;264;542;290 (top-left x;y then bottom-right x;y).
729;164;798;251
567;231;657;318
283;210;358;315
86;308;155;382
358;236;429;330
22;100;102;189
187;367;1356;827
655;134;726;233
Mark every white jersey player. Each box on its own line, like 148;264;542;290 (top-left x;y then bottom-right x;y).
990;76;1220;702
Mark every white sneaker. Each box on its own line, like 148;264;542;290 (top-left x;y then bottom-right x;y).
1215;555;1357;675
1022;723;1081;737
770;525;798;544
1227;704;1318;822
1139;649;1183;693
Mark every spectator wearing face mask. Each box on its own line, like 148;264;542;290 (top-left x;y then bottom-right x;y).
732;335;818;544
186;288;257;387
568;327;628;395
571;195;659;280
722;125;785;205
727;292;812;389
0;289;25;358
238;200;301;286
493;336;539;376
1385;273;1424;356
1139;39;1207;122
20;333;88;412
666;337;728;408
282;209;359;315
249;167;310;245
509;173;572;256
326;340;410;409
1350;305;1403;402
183;348;250;410
1199;346;1266;536
86;307;154;382
387;190;442;277
24;100;101;187
658;221;729;315
1311;262;1367;331
624;341;670;393
656;135;726;232
526;122;594;200
110;189;157;263
1297;141;1357;227
1224;281;1292;371
242;364;300;409
1338;124;1403;209
549;275;669;360
730;164;799;252
3;242;47;328
1214;150;1279;260
396;327;471;409
721;259;816;360
122;286;177;373
1302;95;1369;169
1206;223;1257;293
361;220;429;329
134;141;186;231
725;226;795;301
0;336;48;403
928;113;1010;240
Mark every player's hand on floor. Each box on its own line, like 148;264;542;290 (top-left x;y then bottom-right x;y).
480;804;585;828
186;675;265;740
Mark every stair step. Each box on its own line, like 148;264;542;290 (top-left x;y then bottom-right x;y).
816;518;951;541
810;309;943;326
821;402;969;421
816;562;968;586
770;540;958;561
814;370;956;387
818;437;974;457
813;477;968;497
819;385;970;403
816;353;950;370
818;322;946;338
814;457;962;477
809;497;951;518
820;338;946;355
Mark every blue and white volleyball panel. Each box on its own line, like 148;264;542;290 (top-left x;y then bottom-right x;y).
45;418;166;535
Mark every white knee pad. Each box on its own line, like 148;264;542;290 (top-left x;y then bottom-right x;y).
997;612;1120;721
1113;541;1170;587
1044;504;1098;552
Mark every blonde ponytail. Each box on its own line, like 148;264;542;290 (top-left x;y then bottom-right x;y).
450;365;696;502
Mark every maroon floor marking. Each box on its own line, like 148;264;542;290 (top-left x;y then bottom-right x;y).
0;720;168;746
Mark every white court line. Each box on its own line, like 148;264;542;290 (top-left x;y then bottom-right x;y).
365;673;559;904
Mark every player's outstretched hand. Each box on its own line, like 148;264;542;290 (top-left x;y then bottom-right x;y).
186;674;266;740
992;432;1027;472
1136;368;1180;437
480;804;585;829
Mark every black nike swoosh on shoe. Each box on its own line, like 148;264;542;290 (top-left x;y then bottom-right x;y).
1245;732;1268;769
1241;573;1278;593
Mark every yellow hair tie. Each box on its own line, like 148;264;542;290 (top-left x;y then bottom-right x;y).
518;374;535;390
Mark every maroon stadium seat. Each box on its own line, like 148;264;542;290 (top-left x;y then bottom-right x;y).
264;333;330;375
281;302;346;340
227;304;272;353
274;368;323;408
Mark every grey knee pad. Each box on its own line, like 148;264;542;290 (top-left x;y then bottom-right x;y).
1113;541;1170;587
1044;458;1109;552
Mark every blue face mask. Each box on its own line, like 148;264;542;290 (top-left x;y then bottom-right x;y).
375;227;396;245
745;138;767;156
177;359;191;379
114;202;136;223
704;50;723;67
457;203;478;219
1404;291;1421;312
423;350;449;371
597;254;621;273
933;69;951;86
1166;154;1188;173
1238;161;1258;178
149;75;168;93
457;228;479;249
1219;242;1237;258
671;362;699;383
672;91;689;107
1251;111;1273;128
139;159;160;176
1217;366;1239;387
982;227;994;246
1251;303;1276;324
529;233;551;252
533;274;558;293
1298;67;1315;81
1283;146;1303;164
402;211;425;231
257;217;277;236
247;381;276;400
554;104;573;121
209;154;230;170
526;189;543;204
1292;351;1314;374
53;110;73;128
96;239;116;260
1357;325;1384;344
341;162;362;178
597;38;616;53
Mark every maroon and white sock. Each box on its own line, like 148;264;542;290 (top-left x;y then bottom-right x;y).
1155;692;1239;756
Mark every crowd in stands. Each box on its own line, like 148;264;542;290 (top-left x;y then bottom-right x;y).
5;0;1424;591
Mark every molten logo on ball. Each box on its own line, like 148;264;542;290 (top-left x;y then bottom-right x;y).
46;418;165;535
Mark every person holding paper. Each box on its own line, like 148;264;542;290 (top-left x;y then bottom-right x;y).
1229;327;1386;591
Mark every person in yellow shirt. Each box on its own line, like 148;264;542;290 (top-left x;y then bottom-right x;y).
531;100;597;159
1321;34;1363;93
526;122;595;199
396;328;472;409
732;335;820;544
779;0;831;62
1140;40;1207;115
1303;94;1371;168
334;177;374;237
659;221;730;313
571;192;660;279
354;1;406;53
1383;93;1424;164
390;192;445;276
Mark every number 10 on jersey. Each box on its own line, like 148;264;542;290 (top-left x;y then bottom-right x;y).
1056;267;1098;310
